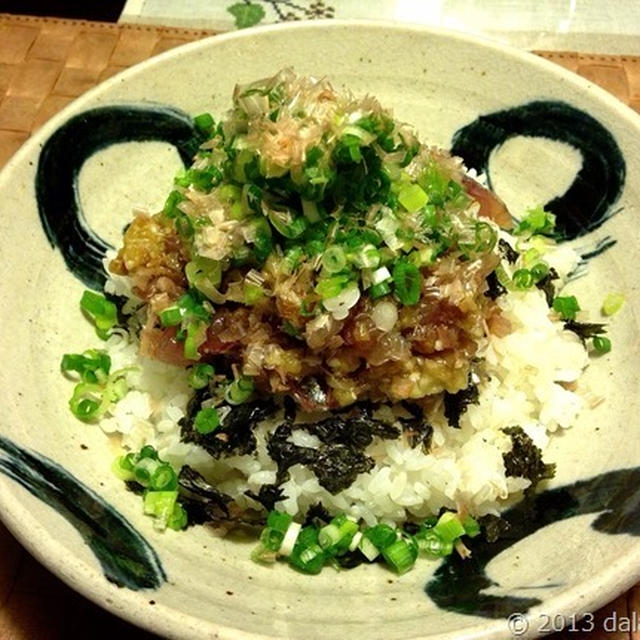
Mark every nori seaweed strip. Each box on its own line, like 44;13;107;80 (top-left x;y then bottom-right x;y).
479;513;511;543
180;397;276;458
499;238;519;264
177;465;233;524
303;503;332;527
283;395;297;421
266;422;375;494
304;414;400;449
244;484;285;512
563;319;607;344
484;270;506;300
502;426;556;491
443;378;479;429
309;444;375;494
399;402;433;449
535;266;559;306
333;550;368;569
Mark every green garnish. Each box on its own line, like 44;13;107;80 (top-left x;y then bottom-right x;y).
80;291;118;340
193;407;220;434
225;376;255;405
514;205;556;236
552;295;581;320
392;259;422;306
602;292;625;316
593;335;612;354
187;363;215;389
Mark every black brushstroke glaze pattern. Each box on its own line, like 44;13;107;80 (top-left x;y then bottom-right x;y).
36;105;199;290
0;435;166;590
425;467;640;617
451;101;626;240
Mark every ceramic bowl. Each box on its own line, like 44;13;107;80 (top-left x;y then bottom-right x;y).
1;21;639;640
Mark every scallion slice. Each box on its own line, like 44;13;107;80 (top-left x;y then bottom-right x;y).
392;260;422;306
188;363;215;389
80;291;118;340
381;536;418;574
553;295;580;320
193;407;220;434
225;376;255;405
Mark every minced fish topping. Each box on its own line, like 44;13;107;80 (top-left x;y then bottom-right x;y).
109;68;514;411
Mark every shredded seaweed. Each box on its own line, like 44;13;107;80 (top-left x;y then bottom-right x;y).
399;402;433;449
498;238;519;264
303;503;332;527
484;270;507;300
244;484;285;512
305;413;400;448
443;378;479;429
267;421;375;494
535;266;559;306
564;319;607;344
180;395;276;458
177;465;233;524
502;426;556;490
479;513;512;543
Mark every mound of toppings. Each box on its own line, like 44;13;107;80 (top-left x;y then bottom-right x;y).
110;69;512;410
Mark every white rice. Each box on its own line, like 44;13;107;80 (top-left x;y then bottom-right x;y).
98;239;590;525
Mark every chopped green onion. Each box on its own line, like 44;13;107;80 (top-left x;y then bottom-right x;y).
80;291;118;340
369;281;392;299
188;363;215;389
512;268;535;289
416;528;453;558
244;282;265;305
462;514;481;538
111;454;136;482
322;246;348;273
353;244;381;269
289;526;325;574
363;523;396;550
68;383;104;422
381;536;418;575
514;205;556;236
185;257;222;301
194;407;220;434
433;512;466;543
392;260;422;306
530;261;550;282
398;183;428;212
134;456;162;486
184;321;207;360
225;376;255;405
593;335;612;354
139;444;159;460
149;463;178;492
159;305;183;327
163;189;185;218
315;275;350;300
194;112;214;133
602;292;625;316
358;534;380;561
167;503;188;531
60;349;111;384
283;246;305;274
318;514;358;556
261;510;294;550
144;490;178;531
553;295;580;320
265;202;308;239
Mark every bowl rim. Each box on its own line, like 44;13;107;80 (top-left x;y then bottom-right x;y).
1;19;640;640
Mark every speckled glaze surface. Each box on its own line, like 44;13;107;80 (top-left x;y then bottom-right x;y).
0;21;639;640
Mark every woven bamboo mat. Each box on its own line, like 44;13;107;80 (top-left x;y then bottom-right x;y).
1;11;640;640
